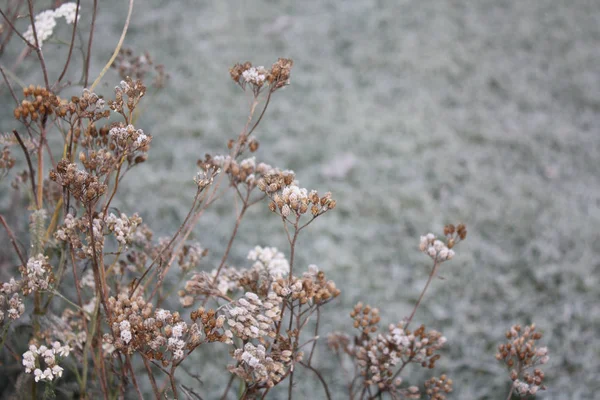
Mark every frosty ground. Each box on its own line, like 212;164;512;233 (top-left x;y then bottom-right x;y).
3;0;600;398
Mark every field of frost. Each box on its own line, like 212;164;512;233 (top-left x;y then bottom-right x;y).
1;0;599;398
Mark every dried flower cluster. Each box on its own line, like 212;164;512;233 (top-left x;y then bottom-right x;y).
424;375;453;400
0;146;15;178
104;292;233;366
13;85;66;121
258;170;336;218
50;160;107;204
496;324;549;396
108;77;147;120
0;279;24;324
209;155;275;188
22;342;71;382
272;264;340;306
111;47;170;88
331;303;447;395
230;58;293;92
20;254;55;294
22;2;79;47
229;341;300;389
181;246;289;304
419;224;466;262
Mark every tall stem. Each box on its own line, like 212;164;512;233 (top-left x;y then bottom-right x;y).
405;259;439;329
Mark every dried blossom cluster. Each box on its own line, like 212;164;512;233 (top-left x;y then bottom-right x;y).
109;124;151;152
55;213;102;258
230;58;294;92
105;212;142;246
0;279;24;323
50;160;107;203
20;254;55;294
109;78;146;117
258;170;336;218
0;146;15;178
419;224;466;262
329;302;448;396
208;155;275;188
13;85;66;121
272;264;340;306
424;375;453;400
66;89;110;124
181;246;289;305
229;342;300;389
225;291;282;341
496;324;549;396
105;293;230;366
22;342;71;382
177;242;208;273
111;48;170;88
22;2;79;47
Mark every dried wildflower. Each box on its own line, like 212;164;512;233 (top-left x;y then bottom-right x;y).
0;279;25;324
419;233;454;262
193;163;220;189
228;341;297;389
247;246;290;279
106;212;142;246
111;48;170;88
225;291;282;341
22;2;79;47
0;146;15;178
20;254;54;295
424;375;453;400
22;342;71;382
258;170;335;218
50;160;107;204
230;58;293;93
272;265;340;305
108;123;152;157
105;293;229;365
181;246;290;304
13;85;65;122
330;303;447;396
177;242;208;273
66;89;110;123
496;324;549;396
108;77;146;117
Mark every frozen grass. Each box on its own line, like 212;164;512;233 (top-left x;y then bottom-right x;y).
1;0;599;398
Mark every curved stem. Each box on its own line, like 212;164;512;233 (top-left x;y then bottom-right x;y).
405;259;439;329
89;0;133;91
298;361;331;400
55;0;80;86
26;0;49;88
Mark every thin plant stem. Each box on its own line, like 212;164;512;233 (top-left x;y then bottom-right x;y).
0;65;19;104
55;0;80;85
84;0;98;87
0;214;26;266
0;6;37;50
89;0;133;91
308;307;320;365
13;130;38;208
220;373;237;400
405;259;439;329
298;361;332;400
26;0;50;88
127;355;144;400
209;189;250;292
505;385;515;400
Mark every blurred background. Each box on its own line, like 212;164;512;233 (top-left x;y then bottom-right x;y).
1;0;599;398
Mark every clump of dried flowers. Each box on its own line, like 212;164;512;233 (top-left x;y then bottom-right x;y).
0;3;551;398
497;324;549;398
